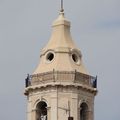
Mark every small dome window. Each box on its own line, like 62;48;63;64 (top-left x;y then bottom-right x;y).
71;52;81;65
72;54;78;63
46;52;54;62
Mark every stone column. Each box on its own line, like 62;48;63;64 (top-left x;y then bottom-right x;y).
31;109;36;120
51;91;58;120
27;98;32;120
87;110;93;120
71;94;78;120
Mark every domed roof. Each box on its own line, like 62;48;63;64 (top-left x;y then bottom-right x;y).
33;11;88;75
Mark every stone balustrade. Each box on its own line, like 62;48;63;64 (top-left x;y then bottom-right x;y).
26;71;96;88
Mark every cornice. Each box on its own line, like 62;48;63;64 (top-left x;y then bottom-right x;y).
24;82;97;96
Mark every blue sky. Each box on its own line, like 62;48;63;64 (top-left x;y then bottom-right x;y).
0;0;120;120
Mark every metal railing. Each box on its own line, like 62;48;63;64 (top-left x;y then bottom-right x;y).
25;70;97;88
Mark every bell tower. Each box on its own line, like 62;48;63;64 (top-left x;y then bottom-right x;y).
24;3;97;120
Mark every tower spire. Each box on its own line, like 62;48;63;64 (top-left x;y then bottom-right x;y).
60;0;64;12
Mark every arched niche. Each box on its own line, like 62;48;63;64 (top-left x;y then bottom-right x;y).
80;102;89;120
36;101;47;120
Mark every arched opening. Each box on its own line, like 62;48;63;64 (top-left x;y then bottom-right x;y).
80;103;88;120
36;101;47;120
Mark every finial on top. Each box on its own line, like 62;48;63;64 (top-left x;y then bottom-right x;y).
60;0;64;12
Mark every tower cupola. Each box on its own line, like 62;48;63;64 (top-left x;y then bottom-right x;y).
33;11;88;75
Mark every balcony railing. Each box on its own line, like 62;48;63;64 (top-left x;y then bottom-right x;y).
25;70;97;88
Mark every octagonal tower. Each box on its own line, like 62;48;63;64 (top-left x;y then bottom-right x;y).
24;8;97;120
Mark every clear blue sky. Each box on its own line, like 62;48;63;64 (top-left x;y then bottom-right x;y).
0;0;120;120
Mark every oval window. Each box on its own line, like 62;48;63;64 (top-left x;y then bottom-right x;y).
72;54;78;63
46;52;54;62
71;53;81;65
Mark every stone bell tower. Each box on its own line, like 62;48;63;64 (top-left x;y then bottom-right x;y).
24;4;97;120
